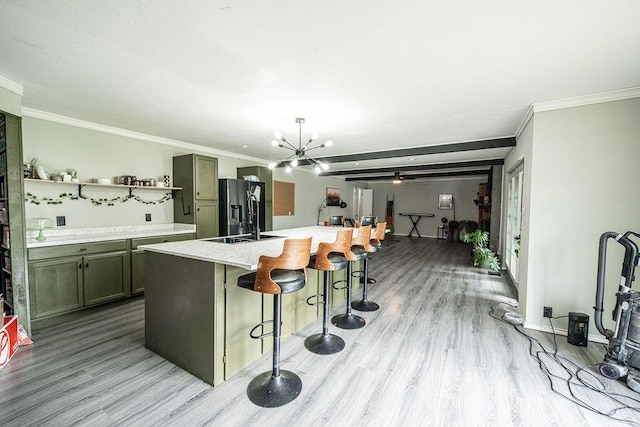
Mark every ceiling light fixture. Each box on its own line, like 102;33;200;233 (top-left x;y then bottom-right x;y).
267;118;332;174
392;172;402;184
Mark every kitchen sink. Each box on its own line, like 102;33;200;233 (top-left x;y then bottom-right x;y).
204;234;284;244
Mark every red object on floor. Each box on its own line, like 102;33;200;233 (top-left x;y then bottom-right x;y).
0;315;19;371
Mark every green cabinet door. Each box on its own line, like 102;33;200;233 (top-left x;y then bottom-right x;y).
83;251;131;306
195;155;218;200
220;264;263;380
28;257;83;319
195;201;219;239
131;249;145;295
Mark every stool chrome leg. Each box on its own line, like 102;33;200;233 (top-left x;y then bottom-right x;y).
352;256;380;312
332;261;366;329
305;271;346;354
247;294;302;407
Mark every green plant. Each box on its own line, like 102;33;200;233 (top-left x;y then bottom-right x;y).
460;229;500;271
460;229;489;248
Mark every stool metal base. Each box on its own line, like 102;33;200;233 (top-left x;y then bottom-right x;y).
352;299;380;312
331;313;366;329
247;370;302;408
304;333;345;355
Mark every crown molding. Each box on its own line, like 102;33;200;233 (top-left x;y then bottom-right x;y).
515;105;534;141
532;86;640;113
20;108;268;164
0;74;24;96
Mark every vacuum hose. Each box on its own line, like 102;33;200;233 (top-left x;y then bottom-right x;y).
594;231;639;338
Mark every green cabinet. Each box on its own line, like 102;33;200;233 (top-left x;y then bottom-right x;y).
83;251;130;306
174;154;219;238
196;156;218;200
237;166;273;231
28;257;83;319
28;240;130;320
130;233;195;294
195;201;218;239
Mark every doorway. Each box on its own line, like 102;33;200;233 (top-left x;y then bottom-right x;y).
505;162;524;287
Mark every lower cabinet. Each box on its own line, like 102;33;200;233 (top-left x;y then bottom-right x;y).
28;233;194;320
28;257;84;319
83;251;130;306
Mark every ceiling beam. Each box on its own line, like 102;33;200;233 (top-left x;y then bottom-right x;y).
321;158;504;177
308;136;515;165
345;169;491;182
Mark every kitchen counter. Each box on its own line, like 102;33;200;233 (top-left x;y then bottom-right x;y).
26;223;196;248
140;225;350;270
143;225;357;386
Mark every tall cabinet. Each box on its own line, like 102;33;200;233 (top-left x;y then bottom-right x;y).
173;154;219;239
0;112;28;328
237;166;272;231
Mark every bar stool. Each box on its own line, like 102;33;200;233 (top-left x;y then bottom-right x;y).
332;225;372;329
352;222;386;312
305;229;354;354
237;237;312;408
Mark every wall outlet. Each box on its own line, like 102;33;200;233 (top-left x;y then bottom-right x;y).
56;216;66;226
145;213;151;222
543;306;553;318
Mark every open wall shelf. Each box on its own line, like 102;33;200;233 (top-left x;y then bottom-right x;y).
25;178;182;197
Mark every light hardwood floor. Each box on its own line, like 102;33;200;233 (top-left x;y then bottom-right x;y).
1;237;639;426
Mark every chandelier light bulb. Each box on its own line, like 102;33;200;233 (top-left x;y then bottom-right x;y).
268;118;334;172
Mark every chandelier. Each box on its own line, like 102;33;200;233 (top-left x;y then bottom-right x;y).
267;118;332;173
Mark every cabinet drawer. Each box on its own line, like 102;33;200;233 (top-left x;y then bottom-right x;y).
130;233;194;249
28;240;128;261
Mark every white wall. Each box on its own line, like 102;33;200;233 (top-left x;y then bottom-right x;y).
22;117;260;229
272;168;356;230
508;97;640;338
368;178;486;237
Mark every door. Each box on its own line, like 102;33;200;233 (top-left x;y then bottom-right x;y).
195;201;219;239
83;251;130;306
195;156;218;200
505;163;524;286
28;257;83;319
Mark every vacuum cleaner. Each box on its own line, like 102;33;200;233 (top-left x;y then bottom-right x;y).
594;231;640;391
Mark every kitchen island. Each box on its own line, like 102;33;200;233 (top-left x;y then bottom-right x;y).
140;226;358;386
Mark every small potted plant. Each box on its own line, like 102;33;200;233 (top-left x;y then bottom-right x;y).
460;229;500;271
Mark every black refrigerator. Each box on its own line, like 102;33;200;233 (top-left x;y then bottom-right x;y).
219;178;265;236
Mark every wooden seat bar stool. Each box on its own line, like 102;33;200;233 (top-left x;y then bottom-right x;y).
237;237;312;408
304;229;354;354
352;222;386;312
332;225;372;329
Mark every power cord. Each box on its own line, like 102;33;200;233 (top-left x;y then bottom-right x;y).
489;303;640;425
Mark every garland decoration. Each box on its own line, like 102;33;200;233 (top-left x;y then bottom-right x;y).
26;191;172;206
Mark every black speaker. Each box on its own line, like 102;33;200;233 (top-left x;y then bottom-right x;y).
567;312;589;347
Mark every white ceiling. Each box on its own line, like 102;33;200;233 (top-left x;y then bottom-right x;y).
1;1;639;178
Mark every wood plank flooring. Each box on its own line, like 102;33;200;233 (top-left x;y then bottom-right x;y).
2;237;639;426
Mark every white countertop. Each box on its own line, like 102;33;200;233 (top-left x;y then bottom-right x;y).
26;224;196;248
139;225;355;270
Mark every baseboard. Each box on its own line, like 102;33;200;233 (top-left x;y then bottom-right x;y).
523;321;608;345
